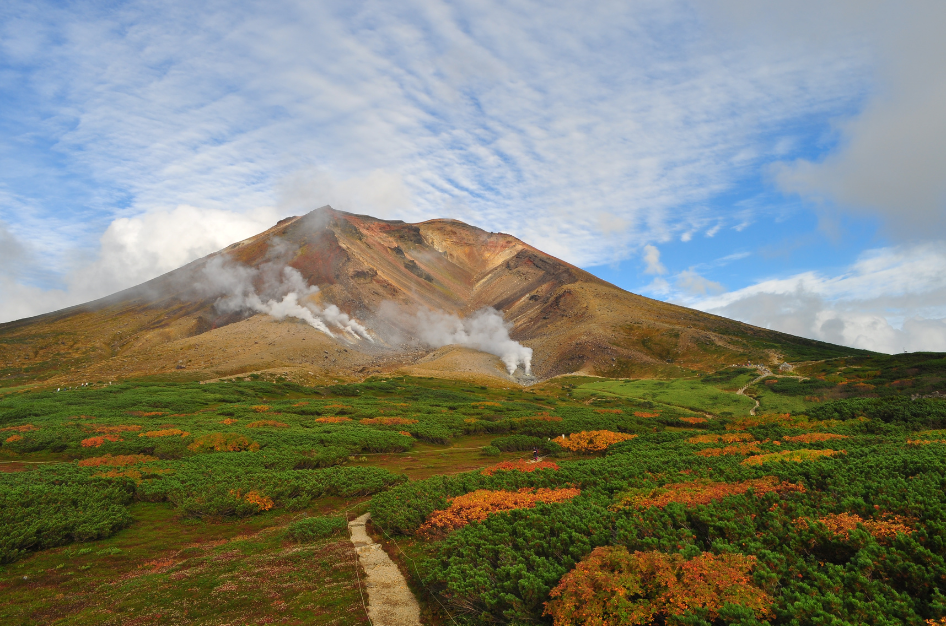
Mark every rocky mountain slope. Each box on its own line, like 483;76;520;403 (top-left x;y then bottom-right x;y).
0;207;864;386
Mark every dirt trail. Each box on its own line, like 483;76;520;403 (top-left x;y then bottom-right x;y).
349;513;422;626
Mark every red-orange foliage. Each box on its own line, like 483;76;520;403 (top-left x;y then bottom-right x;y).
695;442;763;457
292;402;309;407
908;439;946;446
90;424;142;434
782;433;849;443
245;420;289;428
560;430;637;453
315;416;352;423
220;418;238;425
360;417;419;426
399;431;412;437
634;412;660;418
545;546;771;626
79;454;158;467
0;424;38;432
420;487;580;536
594;409;623;415
680;417;708;425
126;411;165;417
251;405;271;413
612;476;804;511
688;433;754;444
795;512;913;541
81;434;122;448
5;434;23;443
481;459;560;476
138;428;190;438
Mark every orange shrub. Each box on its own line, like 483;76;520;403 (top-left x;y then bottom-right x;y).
742;449;842;466
126;411;165;417
187;433;260;453
680;417;708;425
230;489;274;511
315;416;352;423
594;409;622;414
220;418;238;425
634;412;660;418
91;424;142;434
695;442;764;457
796;512;913;541
420;487;580;536
611;476;804;511
559;430;637;453
5;434;23;443
908;439;946;446
245;420;289;428
482;459;560;476
292;402;309;407
360;417;419;426
399;431;412;437
139;428;190;438
688;433;753;444
545;547;770;626
251;405;271;413
782;433;849;443
79;454;158;467
0;424;38;433
81;434;122;448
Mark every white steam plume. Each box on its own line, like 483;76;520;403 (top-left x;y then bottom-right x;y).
381;303;532;375
191;254;371;340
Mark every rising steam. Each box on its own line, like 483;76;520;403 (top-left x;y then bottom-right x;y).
192;253;371;340
380;303;532;375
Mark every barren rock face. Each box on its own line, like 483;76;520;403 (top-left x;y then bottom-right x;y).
0;207;856;386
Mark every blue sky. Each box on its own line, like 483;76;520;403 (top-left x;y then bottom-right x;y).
2;0;945;352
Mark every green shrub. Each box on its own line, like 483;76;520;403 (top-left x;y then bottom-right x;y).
287;515;348;542
480;445;501;457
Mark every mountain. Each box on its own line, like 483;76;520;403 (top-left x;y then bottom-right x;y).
0;207;865;387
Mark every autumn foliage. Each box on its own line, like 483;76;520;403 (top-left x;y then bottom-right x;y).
315;416;352;423
559;430;637;453
420;487;580;536
634;412;660;418
0;424;39;433
611;477;805;511
187;432;260;453
4;435;23;443
481;459;560;476
680;417;708;424
782;433;849;443
742;449;842;466
796;512;913;541
90;424;142;434
79;454;158;467
688;433;753;444
245;420;289;428
545;546;771;625
230;489;274;511
81;434;122;448
251;405;271;413
360;417;418;425
695;442;763;457
139;428;190;438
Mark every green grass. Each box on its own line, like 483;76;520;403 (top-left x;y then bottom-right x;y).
575;378;756;416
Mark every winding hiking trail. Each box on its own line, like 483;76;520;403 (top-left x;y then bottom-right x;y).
736;371;768;416
349;513;422;626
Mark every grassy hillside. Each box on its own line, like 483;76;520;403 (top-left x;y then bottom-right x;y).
2;356;945;624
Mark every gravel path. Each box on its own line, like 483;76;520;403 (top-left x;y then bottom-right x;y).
349;513;422;626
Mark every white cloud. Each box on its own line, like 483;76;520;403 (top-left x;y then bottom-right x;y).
679;244;946;353
675;269;725;296
642;244;667;275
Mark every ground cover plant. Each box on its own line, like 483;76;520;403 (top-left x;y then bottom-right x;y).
3;361;946;624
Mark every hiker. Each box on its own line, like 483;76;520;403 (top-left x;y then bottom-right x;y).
533;446;539;461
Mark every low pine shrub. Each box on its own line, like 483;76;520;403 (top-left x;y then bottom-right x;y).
287;515;348;542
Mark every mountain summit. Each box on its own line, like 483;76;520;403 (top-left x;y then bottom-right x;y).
0;207;860;385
